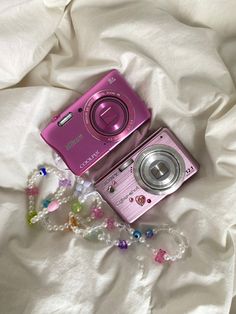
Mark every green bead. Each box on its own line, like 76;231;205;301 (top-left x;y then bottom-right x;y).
27;210;37;225
71;201;82;214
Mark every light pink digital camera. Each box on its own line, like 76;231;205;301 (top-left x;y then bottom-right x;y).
95;128;199;223
41;70;150;176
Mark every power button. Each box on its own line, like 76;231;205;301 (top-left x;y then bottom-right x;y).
119;158;134;172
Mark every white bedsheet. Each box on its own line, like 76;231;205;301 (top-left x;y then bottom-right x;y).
1;1;236;313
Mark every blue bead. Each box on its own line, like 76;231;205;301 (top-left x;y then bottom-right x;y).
133;230;142;239
39;167;47;176
42;199;51;208
145;228;154;238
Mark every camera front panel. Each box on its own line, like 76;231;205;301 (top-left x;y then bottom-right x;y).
95;128;199;222
41;70;150;176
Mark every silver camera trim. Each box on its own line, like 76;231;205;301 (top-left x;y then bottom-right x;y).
134;144;185;195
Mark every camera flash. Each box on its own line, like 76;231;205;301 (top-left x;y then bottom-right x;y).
58;112;73;127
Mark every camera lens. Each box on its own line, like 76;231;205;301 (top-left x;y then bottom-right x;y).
90;96;129;136
134;145;185;195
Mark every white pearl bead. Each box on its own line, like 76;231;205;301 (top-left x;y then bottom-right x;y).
43;208;48;214
139;237;145;243
164;255;170;261
53;225;58;231
47;225;53;231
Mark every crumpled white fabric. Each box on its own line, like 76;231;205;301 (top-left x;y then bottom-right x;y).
0;0;236;313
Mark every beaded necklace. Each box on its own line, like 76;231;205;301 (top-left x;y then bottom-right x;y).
26;165;188;264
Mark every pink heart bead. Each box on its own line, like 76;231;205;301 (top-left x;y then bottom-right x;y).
47;200;59;212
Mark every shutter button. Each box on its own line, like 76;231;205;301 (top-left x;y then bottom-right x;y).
118;158;134;172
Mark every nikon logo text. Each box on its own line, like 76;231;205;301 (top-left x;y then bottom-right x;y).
66;134;83;151
80;150;100;169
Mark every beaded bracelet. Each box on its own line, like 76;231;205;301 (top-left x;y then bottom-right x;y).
26;165;189;264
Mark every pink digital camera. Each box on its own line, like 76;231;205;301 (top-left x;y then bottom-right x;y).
41;70;150;176
95;127;199;223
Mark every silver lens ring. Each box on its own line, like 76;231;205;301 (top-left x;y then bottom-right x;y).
134;145;185;195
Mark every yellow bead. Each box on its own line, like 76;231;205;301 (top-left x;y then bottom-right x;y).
27;210;37;225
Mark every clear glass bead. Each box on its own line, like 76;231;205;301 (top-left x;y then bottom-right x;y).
176;253;182;259
98;234;105;241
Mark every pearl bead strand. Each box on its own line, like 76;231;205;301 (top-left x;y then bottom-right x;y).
26;165;189;265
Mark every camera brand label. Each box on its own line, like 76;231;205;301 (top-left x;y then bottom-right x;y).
66;134;83;151
80;150;100;169
115;185;140;206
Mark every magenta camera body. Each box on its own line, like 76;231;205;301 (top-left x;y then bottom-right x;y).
41;70;150;176
95;128;199;223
